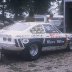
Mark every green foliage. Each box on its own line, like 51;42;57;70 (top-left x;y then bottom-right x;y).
34;0;51;14
6;0;51;16
59;0;64;15
0;0;63;20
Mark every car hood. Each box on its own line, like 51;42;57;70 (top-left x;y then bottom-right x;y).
0;30;31;38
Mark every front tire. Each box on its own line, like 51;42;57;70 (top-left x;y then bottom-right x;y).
25;43;42;60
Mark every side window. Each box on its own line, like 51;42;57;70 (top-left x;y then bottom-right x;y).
43;24;58;33
30;25;44;34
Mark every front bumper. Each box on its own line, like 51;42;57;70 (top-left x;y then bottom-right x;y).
0;43;25;51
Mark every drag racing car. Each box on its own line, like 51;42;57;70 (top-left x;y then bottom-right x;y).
0;21;72;60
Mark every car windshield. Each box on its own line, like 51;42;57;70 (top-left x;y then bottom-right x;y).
3;22;31;31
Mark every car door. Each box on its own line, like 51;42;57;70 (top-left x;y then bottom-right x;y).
30;24;46;43
43;24;66;47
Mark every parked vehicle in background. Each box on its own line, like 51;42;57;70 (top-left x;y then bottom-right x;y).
0;21;72;60
45;15;64;32
34;15;45;22
33;14;64;32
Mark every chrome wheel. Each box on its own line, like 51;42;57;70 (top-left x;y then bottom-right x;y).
24;43;41;60
29;44;38;57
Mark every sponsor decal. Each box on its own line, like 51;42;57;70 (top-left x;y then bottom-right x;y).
57;40;64;43
50;33;60;38
47;40;55;44
32;34;43;38
45;38;66;46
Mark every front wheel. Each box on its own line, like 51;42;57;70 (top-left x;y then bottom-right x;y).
25;43;42;60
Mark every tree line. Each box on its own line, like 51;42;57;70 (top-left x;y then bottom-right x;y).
0;0;63;20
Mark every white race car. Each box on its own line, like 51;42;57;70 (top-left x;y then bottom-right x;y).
0;21;72;60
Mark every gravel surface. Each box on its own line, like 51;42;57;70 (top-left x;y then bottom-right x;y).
0;50;72;72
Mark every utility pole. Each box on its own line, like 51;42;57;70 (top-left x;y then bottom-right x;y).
2;0;6;25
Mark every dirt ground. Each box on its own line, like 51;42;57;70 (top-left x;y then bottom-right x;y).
0;50;72;72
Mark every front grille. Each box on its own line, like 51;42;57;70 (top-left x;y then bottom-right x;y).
15;39;19;47
18;39;23;47
15;39;24;47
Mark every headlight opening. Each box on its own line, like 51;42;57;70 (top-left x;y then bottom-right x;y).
3;37;11;42
3;37;7;41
